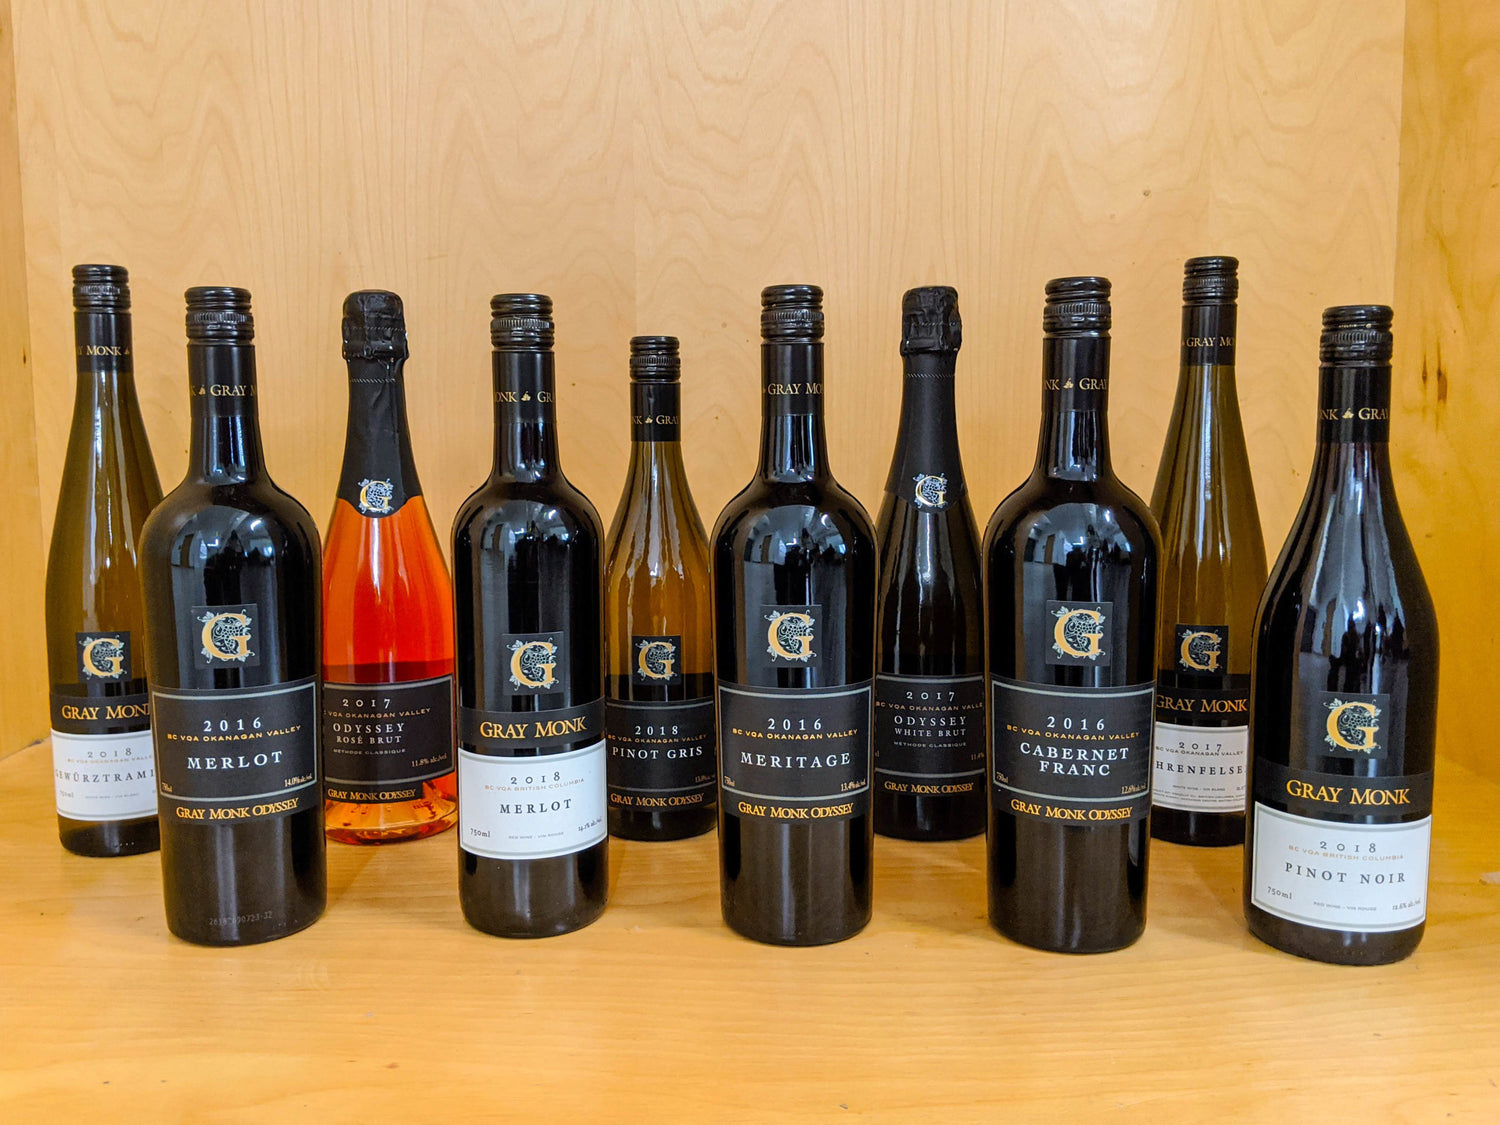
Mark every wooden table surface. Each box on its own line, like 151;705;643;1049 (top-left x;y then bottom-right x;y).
1;739;1497;1123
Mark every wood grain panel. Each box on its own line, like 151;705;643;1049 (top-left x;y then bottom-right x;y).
0;0;46;758
9;0;1405;734
1;737;1498;1118
1394;1;1499;784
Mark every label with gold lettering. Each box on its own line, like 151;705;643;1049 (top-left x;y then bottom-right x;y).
1318;366;1391;442
151;678;319;823
631;381;680;441
990;677;1154;823
718;682;871;821
1153;624;1250;813
872;673;985;792
321;676;454;803
605;698;716;811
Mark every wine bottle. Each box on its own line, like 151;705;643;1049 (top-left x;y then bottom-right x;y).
45;264;163;857
604;336;716;841
453;294;608;938
138;287;326;945
983;277;1160;954
1244;305;1438;966
1149;257;1267;846
873;286;985;841
712;284;877;946
321;291;457;844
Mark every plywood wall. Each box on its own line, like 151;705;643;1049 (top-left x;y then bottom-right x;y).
8;1;1409;748
1394;0;1499;783
0;2;47;756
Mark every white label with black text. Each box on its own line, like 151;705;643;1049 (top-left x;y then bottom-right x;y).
1152;721;1247;812
1250;804;1430;932
52;729;158;821
458;741;607;860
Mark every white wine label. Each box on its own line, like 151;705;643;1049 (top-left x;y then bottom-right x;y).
321;675;455;803
1152;722;1248;812
990;677;1154;823
51;729;157;822
1250;803;1430;933
458;740;607;860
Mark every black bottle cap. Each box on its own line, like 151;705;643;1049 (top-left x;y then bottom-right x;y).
1043;276;1111;335
185;286;254;343
72;264;130;312
1183;256;1239;304
490;293;554;349
343;289;408;360
629;335;680;382
1321;305;1393;364
900;286;961;355
761;284;824;342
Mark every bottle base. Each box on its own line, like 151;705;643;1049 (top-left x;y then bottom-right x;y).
324;795;458;845
608;806;717;842
1150;807;1244;848
723;910;871;947
875;823;984;842
58;815;161;858
167;906;325;947
1246;904;1423;966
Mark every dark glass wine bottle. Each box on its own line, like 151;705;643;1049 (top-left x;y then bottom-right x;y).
1244;305;1437;966
322;291;457;844
873;286;985;841
604;336;716;841
712;284;877;946
453;294;608;938
46;265;163;857
983;277;1160;954
139;287;325;946
1150;257;1267;846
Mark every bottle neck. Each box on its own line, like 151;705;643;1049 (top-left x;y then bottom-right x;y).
492;349;560;480
1035;335;1112;481
885;351;965;506
758;342;828;482
336;356;422;516
187;342;264;483
628;378;686;473
71;308;137;412
1309;362;1393;483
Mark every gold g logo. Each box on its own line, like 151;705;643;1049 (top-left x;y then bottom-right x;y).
912;474;949;509
765;612;816;662
80;636;127;679
636;639;677;681
509;639;558;690
198;611;254;663
1052;607;1105;661
357;478;394;515
1326;699;1381;753
1179;630;1223;672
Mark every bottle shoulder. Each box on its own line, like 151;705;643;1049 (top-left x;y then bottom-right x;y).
712;477;876;554
142;479;320;554
984;475;1159;559
453;477;604;548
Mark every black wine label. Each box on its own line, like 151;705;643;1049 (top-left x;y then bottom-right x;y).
990;677;1154;823
191;603;260;669
50;688;151;736
762;377;823;413
873;673;985;794
1253;760;1433;824
757;605;821;670
1318;366;1391;442
76;631;132;681
498;632;565;695
1180;304;1237;367
1044;600;1112;667
459;698;605;756
151;677;319;823
321;675;455;803
631;634;683;685
494;368;556;424
631;382;680;441
334;367;422;518
605;698;716;809
1154;676;1250;729
718;681;872;820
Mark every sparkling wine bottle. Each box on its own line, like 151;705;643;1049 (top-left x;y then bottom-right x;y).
322;291;456;843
